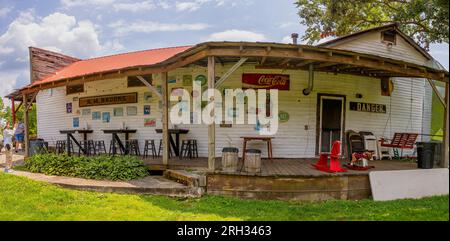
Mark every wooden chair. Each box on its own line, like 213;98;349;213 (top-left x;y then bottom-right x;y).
380;133;418;159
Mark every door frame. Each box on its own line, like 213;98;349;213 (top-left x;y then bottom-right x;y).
315;93;346;155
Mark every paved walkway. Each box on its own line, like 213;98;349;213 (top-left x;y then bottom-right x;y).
0;153;202;197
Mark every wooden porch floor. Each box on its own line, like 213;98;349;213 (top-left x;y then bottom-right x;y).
143;157;418;177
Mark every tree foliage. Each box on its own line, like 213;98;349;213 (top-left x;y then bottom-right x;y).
295;0;449;50
0;97;37;136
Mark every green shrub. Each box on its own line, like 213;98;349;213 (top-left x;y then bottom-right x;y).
24;154;149;181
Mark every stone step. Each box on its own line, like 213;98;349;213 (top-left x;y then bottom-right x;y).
164;169;207;188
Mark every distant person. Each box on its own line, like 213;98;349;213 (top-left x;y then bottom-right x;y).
14;121;25;153
3;122;14;173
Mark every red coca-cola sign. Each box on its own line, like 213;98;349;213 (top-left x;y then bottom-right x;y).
242;74;290;90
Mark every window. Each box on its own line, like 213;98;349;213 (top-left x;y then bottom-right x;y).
381;30;396;44
66;84;84;95
127;75;152;87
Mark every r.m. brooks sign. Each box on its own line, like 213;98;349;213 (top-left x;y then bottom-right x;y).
79;93;138;107
349;101;387;114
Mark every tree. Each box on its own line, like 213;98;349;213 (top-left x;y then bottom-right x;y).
295;0;449;50
0;97;37;136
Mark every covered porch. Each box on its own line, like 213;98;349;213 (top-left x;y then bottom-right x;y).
10;41;449;173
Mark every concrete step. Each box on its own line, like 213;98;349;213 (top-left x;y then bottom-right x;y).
164;169;207;188
6;169;204;197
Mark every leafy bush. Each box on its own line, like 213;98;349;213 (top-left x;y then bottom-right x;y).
23;154;149;181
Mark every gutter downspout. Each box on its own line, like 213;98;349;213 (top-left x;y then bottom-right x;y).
303;64;315;95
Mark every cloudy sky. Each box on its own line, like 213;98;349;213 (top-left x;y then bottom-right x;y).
0;0;448;101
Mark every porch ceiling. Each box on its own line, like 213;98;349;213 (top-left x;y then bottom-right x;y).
12;41;449;98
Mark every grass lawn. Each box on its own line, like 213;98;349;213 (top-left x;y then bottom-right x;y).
0;172;448;221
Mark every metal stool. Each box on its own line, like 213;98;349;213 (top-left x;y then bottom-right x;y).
78;140;96;156
109;140;124;155
94;140;107;155
55;140;66;154
143;140;157;158
180;139;199;159
126;139;141;156
158;139;173;158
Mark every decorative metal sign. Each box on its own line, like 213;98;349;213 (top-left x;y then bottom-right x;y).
349;101;386;113
242;74;290;90
79;93;138;107
278;111;290;122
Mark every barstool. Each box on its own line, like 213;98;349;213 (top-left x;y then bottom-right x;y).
126;139;141;156
94;140;107;155
143;140;157;158
78;140;96;156
158;139;173;158
109;140;124;155
180;139;199;159
55;140;66;154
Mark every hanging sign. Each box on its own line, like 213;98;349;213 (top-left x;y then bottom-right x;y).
242;74;290;90
79;93;137;107
350;101;387;114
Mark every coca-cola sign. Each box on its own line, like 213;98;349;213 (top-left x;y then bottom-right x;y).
242;74;290;90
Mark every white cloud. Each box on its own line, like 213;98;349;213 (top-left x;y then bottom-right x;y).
207;29;266;42
113;1;156;12
0;69;27;103
0;7;12;18
60;0;116;8
0;11;107;98
175;0;252;12
175;1;203;12
0;11;103;58
110;20;209;36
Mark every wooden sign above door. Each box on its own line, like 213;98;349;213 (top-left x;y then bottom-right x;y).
79;92;138;107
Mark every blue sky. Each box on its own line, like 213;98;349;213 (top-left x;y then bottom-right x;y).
0;0;448;99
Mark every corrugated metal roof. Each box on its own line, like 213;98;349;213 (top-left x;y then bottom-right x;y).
31;45;193;87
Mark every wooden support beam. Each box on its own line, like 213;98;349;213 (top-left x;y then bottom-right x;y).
296;60;316;67
427;79;447;109
137;75;163;99
216;57;247;87
207;56;216;171
443;82;449;168
26;92;38;111
22;93;29;157
279;58;291;66
161;72;169;166
316;62;339;69
206;48;446;81
260;56;267;65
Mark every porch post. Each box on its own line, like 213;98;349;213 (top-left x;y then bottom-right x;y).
161;72;169;165
22;93;29;157
443;82;449;168
11;97;16;126
207;56;216;171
